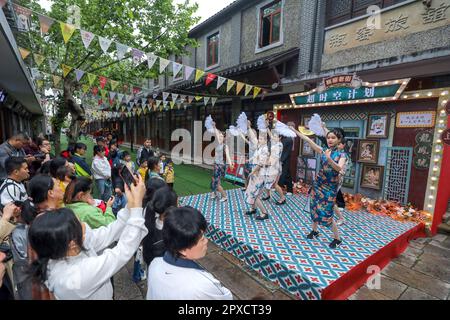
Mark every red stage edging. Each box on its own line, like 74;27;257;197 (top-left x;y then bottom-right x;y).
322;222;426;300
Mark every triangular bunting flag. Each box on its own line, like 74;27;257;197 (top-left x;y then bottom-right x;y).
188;96;194;104
60;22;76;44
82;84;90;93
253;86;262;99
100;89;107;98
211;97;218;107
52;75;61;86
92;87;99;96
217;77;226;90
159;58;170;73
205;73;217;86
99;36;113;54
245;84;253;96
170;101;175;109
116;42;129;60
236;82;245;94
171;93;179;102
80;30;95;50
36;80;43;89
184;66;195;80
117;93;124;102
147;53;158;69
75;69;85;82
109;80;119;91
172;62;183;78
152;93;158;99
204;97;210;106
38;14;54;34
33;53;45;66
48;59;58;73
99;76;107;89
19;47;30;60
30;68;40;79
226;79;236;92
195;69;205;82
180;95;186;102
162;92;169;101
109;91;117;100
61;64;73;78
88;73;97;86
156;100;162;108
195;96;203;101
132;48;145;66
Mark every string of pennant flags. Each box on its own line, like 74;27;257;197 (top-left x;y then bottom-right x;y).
8;1;264;100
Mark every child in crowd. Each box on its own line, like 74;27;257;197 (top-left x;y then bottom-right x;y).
159;155;166;177
121;151;136;174
163;158;174;190
138;159;148;181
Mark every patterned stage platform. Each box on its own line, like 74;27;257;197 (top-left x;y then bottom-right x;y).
180;188;425;300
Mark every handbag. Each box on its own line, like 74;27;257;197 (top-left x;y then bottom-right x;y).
0;243;13;263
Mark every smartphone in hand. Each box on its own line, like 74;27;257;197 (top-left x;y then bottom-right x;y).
119;166;137;188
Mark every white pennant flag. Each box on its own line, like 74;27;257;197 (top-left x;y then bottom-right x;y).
171;93;179;102
147;53;158;69
163;101;168;108
159;58;170;73
80;30;95;50
156;100;162;108
180;95;186;102
109;91;116;100
117;93;124;102
204;97;210;106
75;69;85;82
48;59;59;73
211;97;218;106
162;92;170;101
116;43;129;60
152;93;158;99
172;62;183;78
99;36;113;54
217;77;227;90
130;101;135;108
126;95;133;103
184;66;195;80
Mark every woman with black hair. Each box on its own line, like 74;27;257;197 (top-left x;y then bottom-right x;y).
27;177;148;300
146;206;232;300
143;178;167;208
49;157;75;193
145;157;164;183
290;127;347;249
64;177;115;229
142;187;177;266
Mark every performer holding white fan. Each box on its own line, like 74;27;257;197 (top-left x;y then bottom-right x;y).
205;116;234;202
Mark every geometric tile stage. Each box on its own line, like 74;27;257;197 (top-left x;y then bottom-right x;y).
180;188;423;300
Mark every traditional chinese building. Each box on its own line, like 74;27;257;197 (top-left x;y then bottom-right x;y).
0;4;44;141
275;0;450;233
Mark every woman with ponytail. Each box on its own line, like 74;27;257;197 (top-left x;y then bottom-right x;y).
142;187;178;267
28;176;147;300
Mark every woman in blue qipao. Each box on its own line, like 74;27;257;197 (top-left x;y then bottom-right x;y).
290;127;347;249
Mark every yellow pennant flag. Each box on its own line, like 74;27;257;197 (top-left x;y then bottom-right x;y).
60;22;76;44
87;73;97;86
170;101;175;109
110;80;119;91
61;64;73;78
253;86;262;99
82;84;90;93
100;89;107;98
36;80;44;89
33;53;45;66
195;96;203;101
143;108;147;115
19;47;31;60
245;84;253;96
137;109;142;116
236;82;245;95
195;69;205;82
52;75;62;86
226;79;236;93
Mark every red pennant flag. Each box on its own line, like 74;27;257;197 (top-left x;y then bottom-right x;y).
109;99;114;106
92;86;99;96
99;76;108;89
98;99;103;106
205;73;217;86
133;87;141;95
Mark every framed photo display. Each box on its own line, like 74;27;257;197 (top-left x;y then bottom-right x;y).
357;139;379;164
366;113;390;139
360;164;384;190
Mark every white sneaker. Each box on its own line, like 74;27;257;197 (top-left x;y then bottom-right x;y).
286;192;293;196
336;219;345;226
211;193;217;200
220;197;228;203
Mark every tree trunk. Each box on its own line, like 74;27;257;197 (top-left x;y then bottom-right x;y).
63;78;85;145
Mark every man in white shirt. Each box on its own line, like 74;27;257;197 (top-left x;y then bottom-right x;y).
147;206;233;300
0;157;29;209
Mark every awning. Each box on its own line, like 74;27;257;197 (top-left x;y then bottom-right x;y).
0;8;43;115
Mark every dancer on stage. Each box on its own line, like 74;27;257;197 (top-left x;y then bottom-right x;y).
205;117;234;202
290;126;347;249
245;132;270;220
264;130;286;205
241;120;258;191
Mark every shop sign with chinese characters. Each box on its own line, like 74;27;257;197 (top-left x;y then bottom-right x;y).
413;130;434;170
396;111;436;128
324;1;450;55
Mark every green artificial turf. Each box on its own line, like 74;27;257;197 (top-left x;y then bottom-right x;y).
57;135;238;197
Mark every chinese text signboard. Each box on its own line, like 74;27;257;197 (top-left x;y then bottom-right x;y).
413;130;434;170
396;111;436;128
292;84;401;106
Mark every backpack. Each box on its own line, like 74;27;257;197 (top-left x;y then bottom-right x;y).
0;180;26;211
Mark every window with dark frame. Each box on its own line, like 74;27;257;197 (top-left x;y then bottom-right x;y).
207;32;219;67
259;0;282;48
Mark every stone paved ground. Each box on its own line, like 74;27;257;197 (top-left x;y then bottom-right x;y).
113;234;450;300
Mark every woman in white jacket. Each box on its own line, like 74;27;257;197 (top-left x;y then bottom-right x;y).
91;145;112;202
28;176;147;300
